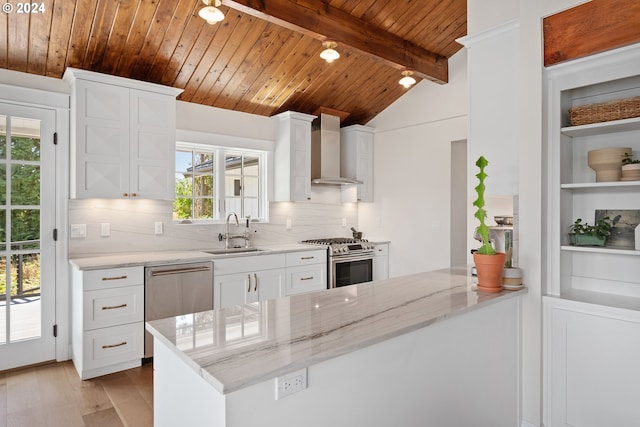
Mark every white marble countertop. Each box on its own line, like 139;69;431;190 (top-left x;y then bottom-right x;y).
146;266;527;394
69;243;322;270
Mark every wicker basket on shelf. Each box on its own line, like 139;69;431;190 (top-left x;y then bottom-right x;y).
569;96;640;126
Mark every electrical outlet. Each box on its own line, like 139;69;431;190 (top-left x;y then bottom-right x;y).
100;223;110;237
275;368;307;400
70;224;86;238
342;217;347;227
286;218;292;230
154;221;163;235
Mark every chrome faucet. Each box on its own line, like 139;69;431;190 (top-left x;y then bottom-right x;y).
224;212;239;249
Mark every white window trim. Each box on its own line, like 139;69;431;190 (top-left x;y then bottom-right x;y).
175;129;272;224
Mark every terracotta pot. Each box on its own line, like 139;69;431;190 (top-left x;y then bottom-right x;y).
587;147;631;182
473;252;506;293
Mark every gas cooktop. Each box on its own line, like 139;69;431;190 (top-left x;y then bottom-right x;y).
301;237;369;245
301;238;374;257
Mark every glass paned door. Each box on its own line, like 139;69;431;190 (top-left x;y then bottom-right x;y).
0;104;56;370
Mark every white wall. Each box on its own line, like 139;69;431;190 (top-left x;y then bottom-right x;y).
466;1;590;426
360;50;468;277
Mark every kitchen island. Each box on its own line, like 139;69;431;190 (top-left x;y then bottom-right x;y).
147;266;526;427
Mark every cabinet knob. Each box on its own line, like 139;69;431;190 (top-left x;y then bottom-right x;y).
131;193;137;197
123;193;128;197
307;197;311;200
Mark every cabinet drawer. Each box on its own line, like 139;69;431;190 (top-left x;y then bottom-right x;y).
285;250;327;267
285;264;327;296
214;254;286;276
82;322;143;371
83;285;144;331
373;244;389;257
83;266;144;291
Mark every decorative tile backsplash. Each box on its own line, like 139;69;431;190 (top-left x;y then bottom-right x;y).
68;188;359;257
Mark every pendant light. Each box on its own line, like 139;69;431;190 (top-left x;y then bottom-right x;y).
199;0;225;24
399;69;416;88
320;40;340;63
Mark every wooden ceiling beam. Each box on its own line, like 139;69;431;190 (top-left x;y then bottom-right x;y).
221;0;448;84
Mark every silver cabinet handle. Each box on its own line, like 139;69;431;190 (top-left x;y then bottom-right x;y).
102;303;127;310
301;256;314;260
102;275;127;281
300;276;314;281
102;341;127;349
254;273;258;292
150;267;211;277
247;274;251;292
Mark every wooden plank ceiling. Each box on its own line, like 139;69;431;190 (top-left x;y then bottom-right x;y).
0;0;466;126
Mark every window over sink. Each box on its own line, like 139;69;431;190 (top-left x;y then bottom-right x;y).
174;141;268;223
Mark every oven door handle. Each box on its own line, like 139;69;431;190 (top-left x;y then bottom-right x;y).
331;253;374;262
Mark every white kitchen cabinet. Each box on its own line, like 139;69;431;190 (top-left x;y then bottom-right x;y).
64;68;182;199
272;111;316;202
214;254;287;309
71;265;144;379
544;297;640;427
285;249;327;295
341;125;374;202
544;45;640;303
372;243;389;281
216;269;285;307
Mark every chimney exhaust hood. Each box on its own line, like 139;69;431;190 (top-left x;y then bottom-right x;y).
311;113;362;185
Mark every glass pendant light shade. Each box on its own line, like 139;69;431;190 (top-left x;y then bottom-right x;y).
199;0;225;24
399;70;416;88
320;40;340;63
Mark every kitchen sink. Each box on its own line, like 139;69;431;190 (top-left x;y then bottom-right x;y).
204;247;266;255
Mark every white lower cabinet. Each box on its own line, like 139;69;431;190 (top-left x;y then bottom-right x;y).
214;254;287;309
71;265;144;379
544;297;640;427
373;243;389;281
214;250;328;308
285;249;327;296
215;269;286;308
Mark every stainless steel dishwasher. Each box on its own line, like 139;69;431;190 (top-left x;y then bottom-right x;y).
144;261;213;358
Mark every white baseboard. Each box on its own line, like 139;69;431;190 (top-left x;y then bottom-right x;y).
522;421;542;427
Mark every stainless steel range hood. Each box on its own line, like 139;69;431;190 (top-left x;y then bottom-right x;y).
311;113;362;185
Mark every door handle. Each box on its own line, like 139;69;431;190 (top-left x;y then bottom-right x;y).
254;273;258;292
101;275;127;281
102;341;127;349
150;266;212;276
247;274;251;292
102;303;127;310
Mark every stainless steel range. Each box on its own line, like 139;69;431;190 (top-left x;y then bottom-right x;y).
301;238;375;288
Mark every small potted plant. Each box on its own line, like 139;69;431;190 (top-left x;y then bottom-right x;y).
568;217;612;246
621;152;640;181
472;156;506;293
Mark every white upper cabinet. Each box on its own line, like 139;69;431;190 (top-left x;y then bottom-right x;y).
341;125;374;202
64;68;182;199
272;111;316;202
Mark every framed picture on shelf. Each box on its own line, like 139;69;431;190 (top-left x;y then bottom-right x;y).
595;209;640;249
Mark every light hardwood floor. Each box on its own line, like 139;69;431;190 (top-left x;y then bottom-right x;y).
0;361;153;427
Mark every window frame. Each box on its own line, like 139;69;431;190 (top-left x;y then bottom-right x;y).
174;130;271;225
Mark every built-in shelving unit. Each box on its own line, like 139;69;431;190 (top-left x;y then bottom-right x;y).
544;45;640;307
